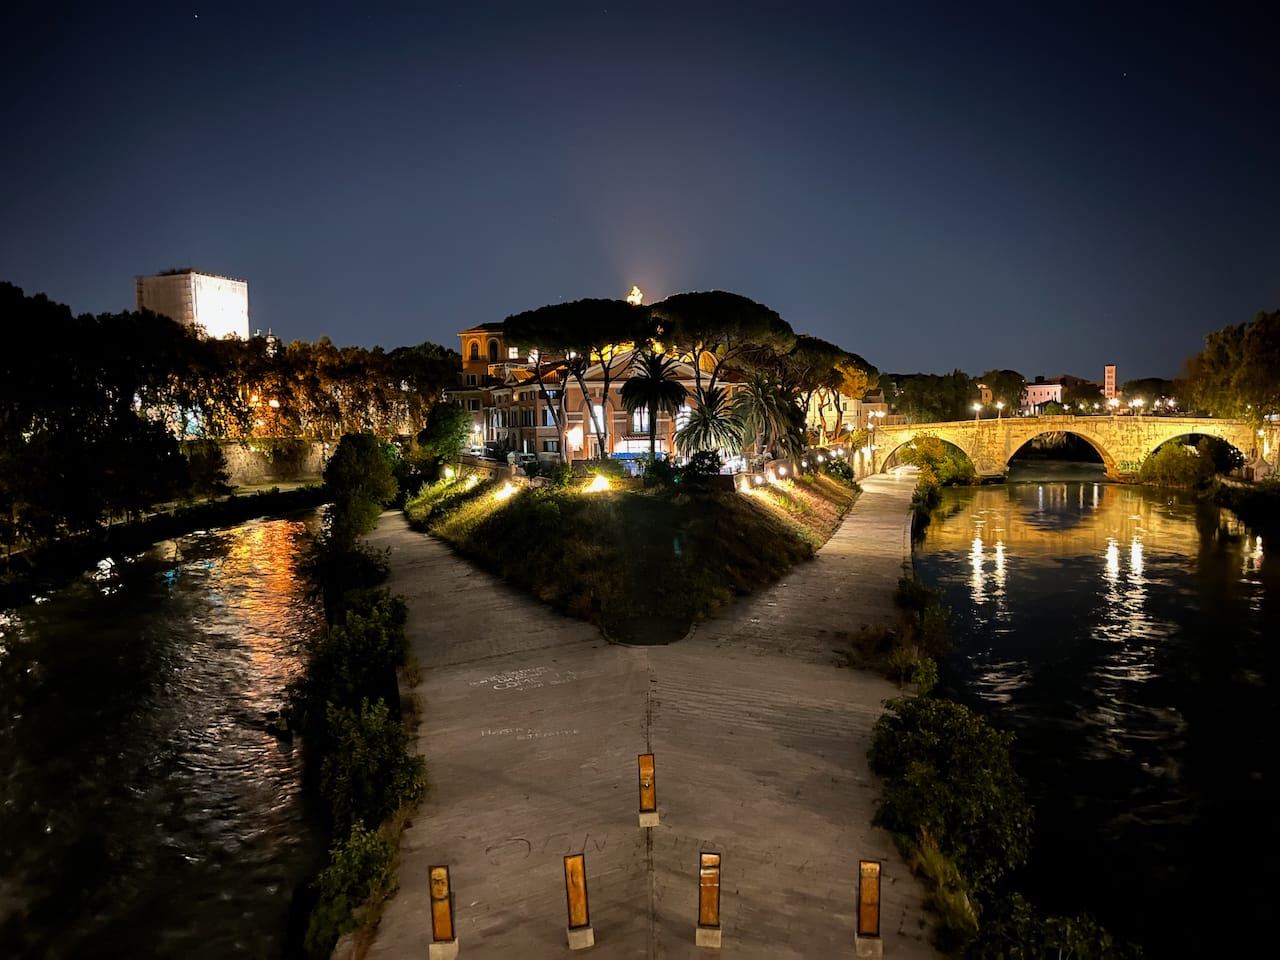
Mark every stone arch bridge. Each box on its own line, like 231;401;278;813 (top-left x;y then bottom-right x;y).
873;415;1273;481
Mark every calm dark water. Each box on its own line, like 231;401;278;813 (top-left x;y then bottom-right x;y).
913;464;1276;955
0;517;323;959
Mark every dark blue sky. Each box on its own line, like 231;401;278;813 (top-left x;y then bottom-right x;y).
3;2;1276;380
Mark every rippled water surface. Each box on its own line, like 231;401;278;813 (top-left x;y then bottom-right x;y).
0;516;323;958
914;466;1275;954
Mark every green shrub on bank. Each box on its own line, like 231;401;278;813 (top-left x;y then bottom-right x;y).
821;457;858;487
323;433;399;546
321;698;425;834
304;822;395;958
291;593;409;744
965;892;1144;959
869;696;1034;897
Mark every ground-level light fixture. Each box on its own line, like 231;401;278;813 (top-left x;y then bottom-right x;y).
494;482;517;501
585;474;610;493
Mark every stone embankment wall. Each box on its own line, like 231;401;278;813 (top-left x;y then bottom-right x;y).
211;440;327;487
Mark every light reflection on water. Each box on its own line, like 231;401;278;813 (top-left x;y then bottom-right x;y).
0;515;323;958
915;471;1275;956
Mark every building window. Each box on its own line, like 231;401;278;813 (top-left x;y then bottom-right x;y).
542;407;556;427
675;404;692;431
466;374;477;386
508;346;519;360
469;341;479;360
488;339;499;363
543;440;560;453
468;399;480;411
632;406;650;433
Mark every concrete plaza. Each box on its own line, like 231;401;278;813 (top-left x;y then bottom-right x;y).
363;470;938;959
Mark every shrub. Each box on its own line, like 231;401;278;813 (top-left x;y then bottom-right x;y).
965;893;1144;959
320;698;425;833
821;457;857;487
1137;442;1212;488
304;822;394;959
683;450;722;478
291;593;409;743
869;696;1033;895
323;433;399;545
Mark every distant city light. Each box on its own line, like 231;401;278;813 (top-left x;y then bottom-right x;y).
626;285;644;306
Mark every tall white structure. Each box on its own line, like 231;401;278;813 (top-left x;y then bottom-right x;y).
136;269;250;340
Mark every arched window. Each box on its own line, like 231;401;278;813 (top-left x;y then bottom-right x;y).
488;339;500;363
469;341;480;360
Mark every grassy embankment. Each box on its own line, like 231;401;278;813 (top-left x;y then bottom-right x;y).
404;466;859;643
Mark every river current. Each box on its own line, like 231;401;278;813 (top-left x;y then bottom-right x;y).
913;464;1275;955
0;516;323;958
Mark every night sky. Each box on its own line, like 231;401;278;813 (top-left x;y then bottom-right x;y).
3;2;1276;381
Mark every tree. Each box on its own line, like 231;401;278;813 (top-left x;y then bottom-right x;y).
675;385;742;458
416;402;471;461
1186;310;1280;421
733;372;805;460
323;433;398;546
894;370;975;423
1063;379;1104;409
619;350;688;461
505;298;657;456
650;291;796;398
976;369;1027;412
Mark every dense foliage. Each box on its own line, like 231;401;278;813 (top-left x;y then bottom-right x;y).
869;696;1034;896
0;282;456;556
291;443;423;958
1185;310;1280;421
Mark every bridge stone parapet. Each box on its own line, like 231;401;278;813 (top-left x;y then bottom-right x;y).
872;416;1270;481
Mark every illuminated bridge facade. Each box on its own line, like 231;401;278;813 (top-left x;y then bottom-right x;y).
871;415;1273;481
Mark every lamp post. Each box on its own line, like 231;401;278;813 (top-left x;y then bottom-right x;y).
996;401;1004;420
973;402;981;421
1108;398;1120;417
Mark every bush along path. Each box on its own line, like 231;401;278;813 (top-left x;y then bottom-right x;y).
869;471;1144;958
287;434;425;959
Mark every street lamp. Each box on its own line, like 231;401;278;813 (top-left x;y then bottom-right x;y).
996;401;1004;419
1134;398;1145;416
972;402;981;421
1108;397;1120;416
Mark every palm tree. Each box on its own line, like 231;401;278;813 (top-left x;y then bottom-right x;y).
620;350;688;461
733;372;805;461
675;384;741;458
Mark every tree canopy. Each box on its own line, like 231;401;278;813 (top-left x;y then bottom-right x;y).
649;291;796;395
1186;310;1280;421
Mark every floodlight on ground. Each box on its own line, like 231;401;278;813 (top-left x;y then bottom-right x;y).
585;474;610;493
443;466;455;479
494;482;517;501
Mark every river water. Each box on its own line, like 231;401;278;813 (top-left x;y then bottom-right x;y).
0;516;323;959
913;463;1275;954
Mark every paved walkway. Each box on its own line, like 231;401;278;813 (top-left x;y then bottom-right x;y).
363;469;936;959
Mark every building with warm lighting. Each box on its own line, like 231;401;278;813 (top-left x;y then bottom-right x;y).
1104;364;1117;400
449;319;748;465
136;269;250;340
